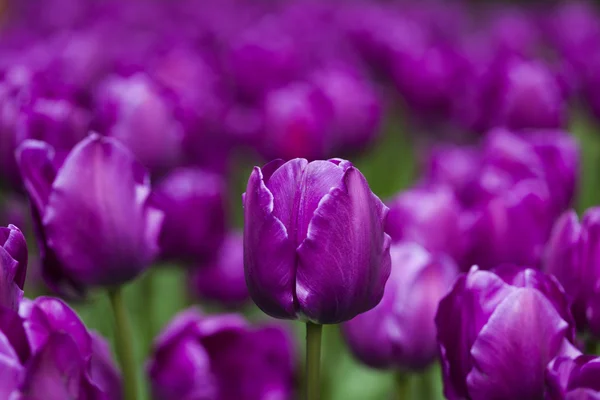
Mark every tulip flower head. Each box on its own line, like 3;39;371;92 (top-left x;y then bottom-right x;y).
243;158;391;324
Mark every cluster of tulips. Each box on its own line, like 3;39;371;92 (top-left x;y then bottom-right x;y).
3;0;600;399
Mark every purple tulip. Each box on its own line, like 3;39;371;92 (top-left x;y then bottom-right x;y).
147;308;295;400
0;297;121;399
436;265;577;400
243;158;391;323
16;96;90;162
189;231;249;307
154;168;227;264
544;207;600;336
547;355;600;400
494;59;567;131
260;82;334;161
17;134;164;296
385;186;465;261
343;242;458;370
95;73;184;174
310;65;382;152
0;224;27;311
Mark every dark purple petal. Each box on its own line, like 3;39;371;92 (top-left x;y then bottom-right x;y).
296;166;391;323
15;140;58;213
0;306;30;363
0;330;23;399
466;288;569;400
43;134;162;287
87;332;122;400
0;245;22;311
243;166;298;319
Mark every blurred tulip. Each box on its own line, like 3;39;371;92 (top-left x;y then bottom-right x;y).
0;297;122;399
310;65;382;152
494;59;567;131
0;224;27;311
436;265;577;400
385;186;465;261
17;134;163;296
243;158;391;323
147;308;295;400
17;96;90;162
261;82;334;161
95;73;184;174
154;168;227;265
189;231;249;307
343;242;458;370
547;355;600;400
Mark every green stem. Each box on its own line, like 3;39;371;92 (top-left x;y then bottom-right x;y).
395;372;411;400
141;271;155;351
305;322;323;400
417;368;433;400
108;287;139;400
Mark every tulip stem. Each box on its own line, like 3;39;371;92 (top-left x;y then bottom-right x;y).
395;372;411;400
305;322;322;400
108;287;139;400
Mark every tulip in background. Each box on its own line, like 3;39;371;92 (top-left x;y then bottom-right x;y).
547;354;600;399
147;308;296;400
436;264;578;400
0;224;27;311
189;230;249;307
343;242;459;397
17;133;164;400
243;157;391;398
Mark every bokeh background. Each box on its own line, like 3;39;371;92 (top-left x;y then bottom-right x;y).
2;0;600;398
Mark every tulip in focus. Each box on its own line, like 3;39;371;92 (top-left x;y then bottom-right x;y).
17;133;164;296
436;264;577;400
155;167;227;265
147;307;295;400
343;242;459;370
243;157;391;324
189;230;249;307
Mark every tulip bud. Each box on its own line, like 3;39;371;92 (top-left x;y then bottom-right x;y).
189;231;249;307
17;134;164;296
436;265;576;400
154;168;227;264
0;224;27;311
343;242;459;370
95;73;184;174
243;158;391;323
546;355;600;400
385;186;465;261
147;308;295;400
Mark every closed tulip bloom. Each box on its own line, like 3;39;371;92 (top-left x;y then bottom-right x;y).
155;168;227;264
436;265;577;400
495;59;567;131
147;308;295;400
17;134;164;295
310;66;382;152
0;297;122;399
385;186;465;261
244;158;391;324
261;82;334;161
95;73;184;174
547;355;600;400
189;231;249;306
343;242;459;370
0;224;27;311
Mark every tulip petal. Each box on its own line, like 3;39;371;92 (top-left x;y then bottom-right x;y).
566;389;600;400
43;134;159;287
15;140;58;212
0;307;30;363
0;330;23;399
244;166;298;319
0;225;27;290
466;288;569;400
88;332;122;400
0;246;21;311
19;332;85;400
296;166;391;323
436;267;513;400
